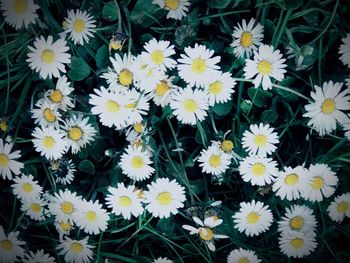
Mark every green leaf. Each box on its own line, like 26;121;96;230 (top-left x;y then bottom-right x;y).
189;179;205;194
68;57;90;81
157;216;175;235
261;109;278;123
212;100;233;116
247;87;272;107
284;0;303;9
208;0;233;8
240;99;252;114
95;46;109;69
88;139;105;162
130;0;160;28
78;159;95;174
175;25;197;48
102;1;118;21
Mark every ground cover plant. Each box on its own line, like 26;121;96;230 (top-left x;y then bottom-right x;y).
1;0;350;262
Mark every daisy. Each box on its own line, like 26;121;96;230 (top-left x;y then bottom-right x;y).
0;138;24;180
227;248;262;263
177;43;221;87
123;88;151;126
272;166;308;201
23;249;55;263
62;114;97;154
339;33;350;68
152;76;179;107
142;38;176;70
197;142;232;176
170;87;209;125
12;174;43;201
230;18;264;59
242;123;279;157
0;117;8;132
182;216;228;252
54;219;74;240
327;192;350;222
143;177;186;218
239;156;279;186
221;139;234;153
75;200;109;235
243;44;287;90
119;145;154;181
57;236;95;263
152;0;190;20
205;71;236;106
26;35;71;79
52;159;76;185
302;163;338;202
278;205;317;233
32;126;67;160
31;100;62;128
62;9;96;45
20;196;48;221
133;62;166;94
279;230;317;258
303;80;350;136
0;0;39;29
0;225;25;263
44;75;74;111
232;200;273;237
153;257;174;263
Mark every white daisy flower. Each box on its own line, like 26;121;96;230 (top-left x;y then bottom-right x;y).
278;205;317;233
44;75;74;111
151;76;179;107
279;230;317;258
31;100;62;128
205;71;236;106
62;9;96;45
143;177;186;218
133;62;166;94
0;225;25;263
52;159;76;185
339;33;350;68
197;142;232;176
26;35;71;79
327;192;350;223
57;236;95;263
54;219;74;240
123;88;151;126
0;138;24;180
20;196;47;221
239;156;279;186
75;200;109;235
303;81;350;136
32;126;67;160
227;248;262;263
152;0;190;20
232;200;273;237
177;43;221;87
182;216;228;252
0;0;39;29
105;183;144;220
272;166;308;201
242;123;279;157
12;174;43;201
142;38;176;70
170;86;209;125
153;257;174;263
302;163;338;202
23;249;55;263
243;44;287;90
230;18;264;59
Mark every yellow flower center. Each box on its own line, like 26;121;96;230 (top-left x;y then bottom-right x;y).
30;203;41;213
41;49;55;64
0;120;8;132
246;212;260;224
291;238;304;249
59;220;72;231
284;173;299;186
0;240;13;251
191;58;206;74
253;134;267;147
125;102;136;109
241;32;253;47
209;81;223;94
13;0;27;14
155;81;170;96
151;50;165;65
209;154;221;168
68;127;83;141
43;136;55;149
199;227;214;241
157;192;172;205
165;0;179;10
238;258;250;263
133;123;144;133
337;201;349;213
134;140;143;148
310;176;324;190
118;69;133;86
70;242;84;253
22;183;33;193
131;156;144;169
183;99;197;113
0;154;9;167
49;90;63;103
62;20;68;29
73;19;85;33
61;201;74;214
119;196;132;207
257;60;272;75
106;100;120;113
221;140;234;152
290;216;304;230
321;99;336;114
43;108;56;123
85;211;97;222
251;163;266;176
